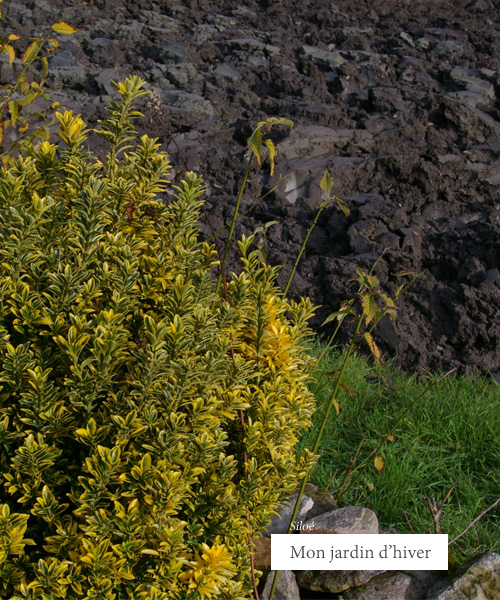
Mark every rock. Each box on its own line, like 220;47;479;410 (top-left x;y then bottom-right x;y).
342;571;413;600
160;90;214;118
159;43;187;64
225;38;279;58
301;44;346;70
214;63;240;81
296;568;385;594
303;484;337;520
400;31;415;47
265;493;314;535
260;570;300;600
94;68;124;96
407;570;444;599
426;552;500;600
300;506;379;535
450;68;495;103
416;37;431;51
162;63;198;86
118;22;146;43
432;40;465;61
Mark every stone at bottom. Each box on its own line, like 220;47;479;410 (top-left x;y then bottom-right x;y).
260;570;300;600
296;568;384;594
341;571;413;600
426;552;500;600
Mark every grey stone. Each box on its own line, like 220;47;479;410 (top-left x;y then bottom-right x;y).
342;27;373;38
89;37;112;50
118;22;146;43
136;9;178;31
400;32;415;47
344;50;390;74
265;493;314;535
447;90;494;109
296;568;385;594
260;570;300;600
450;68;495;104
3;2;34;23
214;64;240;81
301;44;346;70
426;552;500;600
342;571;413;600
159;43;187;64
416;37;431;51
432;40;465;60
162;63;198;86
303;484;337;520
192;24;219;42
49;51;82;69
95;68;124;96
226;38;279;58
161;90;214;118
49;66;88;89
301;506;379;535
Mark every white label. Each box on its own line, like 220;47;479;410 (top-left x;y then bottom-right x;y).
271;534;448;570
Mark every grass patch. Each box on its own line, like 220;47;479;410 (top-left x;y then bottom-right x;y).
300;344;500;564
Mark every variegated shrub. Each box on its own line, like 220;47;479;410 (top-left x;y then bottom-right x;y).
0;76;316;599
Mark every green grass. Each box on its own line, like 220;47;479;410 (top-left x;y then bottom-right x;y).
299;345;500;564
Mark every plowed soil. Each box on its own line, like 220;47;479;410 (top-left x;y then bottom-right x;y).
3;0;500;377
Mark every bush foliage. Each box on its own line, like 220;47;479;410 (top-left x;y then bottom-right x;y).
0;76;317;599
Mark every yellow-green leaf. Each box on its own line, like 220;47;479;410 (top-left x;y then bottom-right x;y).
247;128;262;165
52;21;81;35
2;44;15;67
363;332;382;365
320;169;333;194
361;292;379;326
8;34;21;41
8;100;18;126
374;455;384;474
22;40;41;65
40;56;49;82
264;138;276;176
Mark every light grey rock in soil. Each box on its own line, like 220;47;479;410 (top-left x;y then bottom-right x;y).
260;570;300;600
342;571;413;600
296;568;385;594
160;90;214;118
450;68;495;102
265;494;314;535
159;43;187;64
301;506;379;535
162;63;198;87
426;552;500;600
301;44;346;70
226;38;279;58
303;483;337;520
95;68;125;96
432;40;465;60
117;22;145;43
400;31;415;47
214;64;240;81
